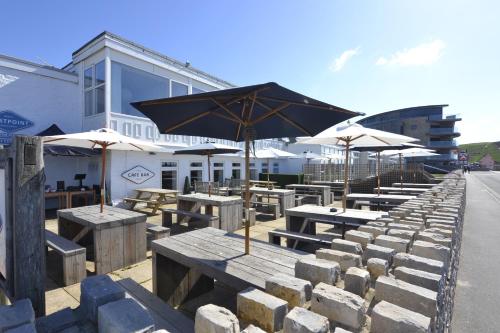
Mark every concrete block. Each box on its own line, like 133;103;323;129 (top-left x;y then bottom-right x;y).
387;229;415;241
80;275;125;323
411;240;451;266
425;227;454;238
283;307;329;333
375;235;410;253
344;267;370;297
394;267;444;292
371;301;431;333
367;258;389;280
387;223;421;232
416;232;452;248
265;273;312;309
366;221;387;227
311;283;365;330
295;258;340;286
195;304;239;333
35;307;78;333
374;276;437;319
4;323;36;333
0;299;34;333
345;230;373;250
240;324;266;333
237;287;288;332
315;249;361;272
331;239;363;255
364;244;395;265
98;298;154;333
357;225;387;238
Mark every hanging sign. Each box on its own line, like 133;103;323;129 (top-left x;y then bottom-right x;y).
0;110;34;145
121;165;155;184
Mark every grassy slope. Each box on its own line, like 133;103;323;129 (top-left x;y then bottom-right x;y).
459;141;500;163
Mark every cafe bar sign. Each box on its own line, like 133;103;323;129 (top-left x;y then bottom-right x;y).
121;165;155;184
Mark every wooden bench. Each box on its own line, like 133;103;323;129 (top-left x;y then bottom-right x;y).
123;197;161;213
250;201;280;219
45;230;86;286
295;194;322;206
353;200;398;211
268;229;332;248
147;223;171;240
161;208;220;229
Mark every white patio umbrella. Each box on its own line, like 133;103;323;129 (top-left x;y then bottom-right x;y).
400;148;438;183
248;147;297;187
302;123;418;211
43;128;165;212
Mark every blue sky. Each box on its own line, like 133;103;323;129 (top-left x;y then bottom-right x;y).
2;0;499;143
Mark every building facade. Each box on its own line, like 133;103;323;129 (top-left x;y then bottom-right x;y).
357;105;461;170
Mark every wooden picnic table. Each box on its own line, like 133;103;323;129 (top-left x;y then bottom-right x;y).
248;187;295;216
176;193;243;232
152;227;314;307
286;184;331;206
57;205;147;275
249;180;277;188
391;182;436;188
285;205;387;247
125;188;178;214
376;187;429;195
346;193;415;209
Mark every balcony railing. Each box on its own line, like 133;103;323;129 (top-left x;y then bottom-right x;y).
428;127;458;135
428;141;457;148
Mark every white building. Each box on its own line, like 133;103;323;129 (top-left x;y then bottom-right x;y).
1;31;307;205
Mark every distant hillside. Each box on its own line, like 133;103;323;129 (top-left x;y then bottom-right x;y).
459;141;500;163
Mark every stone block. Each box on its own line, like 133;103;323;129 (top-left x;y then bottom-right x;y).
310;283;365;330
241;324;266;333
393;253;444;275
331;239;363;255
375;235;410;253
80;275;125;323
4;323;36;333
425;227;454;238
371;301;431;333
387;223;421;232
35;307;78;333
366;221;387;227
374;276;437;319
411;240;451;266
265;273;312;309
195;304;239;333
428;223;455;233
367;258;389;280
344;267;370;297
98;298;154;333
416;232;452;248
394;266;444;292
364;244;395;265
333;328;353;333
357;225;387;238
237;287;288;332
283;307;329;333
344;230;373;250
315;249;361;272
295;258;340;286
387;229;415;241
0;299;34;333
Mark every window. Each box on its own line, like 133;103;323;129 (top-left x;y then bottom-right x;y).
232;163;241;167
84;61;106;116
190;162;203;167
172;81;189;97
214;162;224;167
273;162;279;173
262;162;268;174
111;61;169;117
232;169;241;179
161;162;177;168
192;87;205;94
190;170;203;186
162;170;177;190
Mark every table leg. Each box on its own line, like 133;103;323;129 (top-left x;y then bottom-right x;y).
153;252;214;307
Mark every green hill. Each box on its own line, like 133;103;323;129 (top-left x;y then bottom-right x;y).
459;141;500;163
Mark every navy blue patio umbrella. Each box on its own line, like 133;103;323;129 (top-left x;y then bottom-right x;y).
132;82;361;254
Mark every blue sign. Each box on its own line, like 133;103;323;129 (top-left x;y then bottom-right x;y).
0;111;34;145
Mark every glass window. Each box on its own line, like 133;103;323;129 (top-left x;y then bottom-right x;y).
111;61;169;117
273;162;279;173
250;169;258;180
232;163;241;167
190;162;203;167
232;169;241;179
192;87;205;94
172;81;188;97
190;170;203;187
95;61;105;86
213;169;224;185
84;68;92;89
214;162;224;167
85;90;94;116
161;162;177;167
95;85;105;114
162;170;177;190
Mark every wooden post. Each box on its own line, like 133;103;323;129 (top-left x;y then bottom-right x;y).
342;140;350;212
399;153;403;190
377;151;381;195
0;136;46;316
244;132;251;255
100;144;107;213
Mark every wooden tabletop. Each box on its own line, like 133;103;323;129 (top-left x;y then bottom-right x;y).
378;187;429;193
177;193;243;205
152;227;313;290
136;188;179;194
286;184;330;189
57;205;147;230
250;180;277;184
249;187;295;195
391;183;436;188
286;204;387;221
346;193;416;202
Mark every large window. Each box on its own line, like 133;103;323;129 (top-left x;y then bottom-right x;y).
172;81;189;97
111;61;169;117
84;61;105;116
190;162;203;187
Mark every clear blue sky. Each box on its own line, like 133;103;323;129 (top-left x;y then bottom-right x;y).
2;0;499;143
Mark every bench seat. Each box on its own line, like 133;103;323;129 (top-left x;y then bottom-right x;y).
250;201;280;219
161;208;219;229
146;223;170;240
268;229;332;249
45;230;86;286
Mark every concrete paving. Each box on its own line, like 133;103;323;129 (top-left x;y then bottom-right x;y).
452;172;500;333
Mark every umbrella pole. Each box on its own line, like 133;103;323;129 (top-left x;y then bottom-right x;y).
244;133;251;255
267;158;270;189
100;144;107;213
377;151;381;196
399;153;403;190
342;140;350;212
207;153;211;197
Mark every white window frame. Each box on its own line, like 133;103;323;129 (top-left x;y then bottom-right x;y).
84;60;106;117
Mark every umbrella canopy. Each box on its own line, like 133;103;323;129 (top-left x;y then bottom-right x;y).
249;147;297;159
132;82;361;254
43;128;164;212
302;123;418;211
174;142;242;196
37;124;100;157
